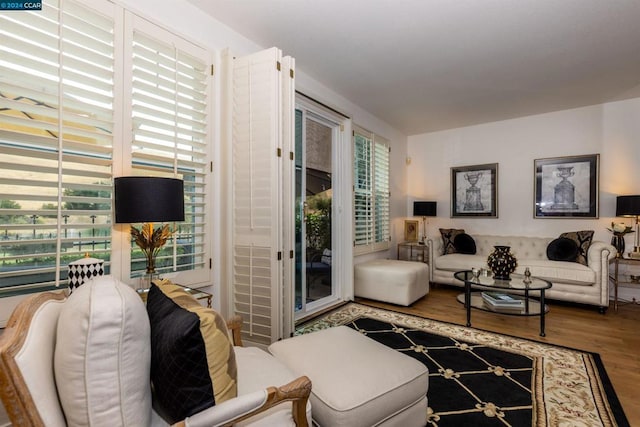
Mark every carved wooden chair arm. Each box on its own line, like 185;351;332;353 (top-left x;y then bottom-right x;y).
172;375;312;427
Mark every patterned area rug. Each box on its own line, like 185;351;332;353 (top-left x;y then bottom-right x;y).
296;303;629;427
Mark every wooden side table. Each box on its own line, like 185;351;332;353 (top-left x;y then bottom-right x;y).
397;241;428;263
609;257;640;311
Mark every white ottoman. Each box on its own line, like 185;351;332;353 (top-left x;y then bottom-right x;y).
269;326;428;427
354;259;429;305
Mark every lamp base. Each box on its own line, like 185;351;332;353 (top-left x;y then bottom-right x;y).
138;272;160;290
421;216;428;246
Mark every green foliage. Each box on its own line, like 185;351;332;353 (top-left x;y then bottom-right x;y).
62;187;111;210
0;199;29;224
305;194;331;251
40;203;58;218
1;199;20;209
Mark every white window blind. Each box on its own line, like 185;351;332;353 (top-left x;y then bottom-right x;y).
0;1;114;293
353;130;373;246
374;137;390;243
353;126;390;254
0;3;212;294
129;23;210;281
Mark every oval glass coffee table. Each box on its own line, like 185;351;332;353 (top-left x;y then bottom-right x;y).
454;270;552;336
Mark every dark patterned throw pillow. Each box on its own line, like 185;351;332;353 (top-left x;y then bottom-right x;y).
559;230;594;265
147;279;237;424
440;228;465;254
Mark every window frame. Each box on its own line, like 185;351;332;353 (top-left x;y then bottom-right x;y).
353;125;390;255
121;12;212;286
0;0;213;294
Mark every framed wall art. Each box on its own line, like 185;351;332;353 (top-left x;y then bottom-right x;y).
451;163;498;217
404;220;419;242
534;154;599;218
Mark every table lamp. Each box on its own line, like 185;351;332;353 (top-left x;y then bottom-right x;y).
616;195;640;259
413;201;437;244
114;177;185;274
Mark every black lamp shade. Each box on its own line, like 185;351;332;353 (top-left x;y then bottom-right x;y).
413;201;437;217
615;195;640;217
114;177;185;223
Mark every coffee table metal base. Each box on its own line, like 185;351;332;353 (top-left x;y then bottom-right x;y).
454;270;551;337
456;293;549;336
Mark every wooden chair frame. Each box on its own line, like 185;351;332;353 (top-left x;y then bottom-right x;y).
0;292;66;427
0;292;311;427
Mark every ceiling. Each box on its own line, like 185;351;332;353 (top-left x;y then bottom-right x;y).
188;0;640;135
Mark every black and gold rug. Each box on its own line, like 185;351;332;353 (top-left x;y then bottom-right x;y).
296;303;629;427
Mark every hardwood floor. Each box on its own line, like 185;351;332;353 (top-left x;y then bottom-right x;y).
356;285;640;425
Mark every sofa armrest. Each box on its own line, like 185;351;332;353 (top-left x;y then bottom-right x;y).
587;241;615;269
430;236;443;257
425;238;436;282
587;241;616;307
176;376;312;427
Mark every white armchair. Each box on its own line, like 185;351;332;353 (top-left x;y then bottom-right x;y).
0;288;311;427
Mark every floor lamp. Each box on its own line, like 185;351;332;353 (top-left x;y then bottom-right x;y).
413;201;437;245
616;195;640;259
114;177;185;278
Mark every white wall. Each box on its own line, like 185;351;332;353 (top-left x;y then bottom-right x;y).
408;97;640;301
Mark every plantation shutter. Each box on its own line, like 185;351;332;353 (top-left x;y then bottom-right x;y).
353;128;373;249
281;56;296;338
0;0;115;292
127;16;210;284
353;126;390;254
374;138;390;246
232;47;285;345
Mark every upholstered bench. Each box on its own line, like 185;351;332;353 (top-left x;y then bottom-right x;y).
354;259;429;305
269;326;428;427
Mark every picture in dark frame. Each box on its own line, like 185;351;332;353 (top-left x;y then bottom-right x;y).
451;163;498;218
534;154;599;218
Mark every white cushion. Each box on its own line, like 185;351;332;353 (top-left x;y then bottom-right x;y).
515;260;595;285
153;346;311;427
435;255;595;284
233;346;312;426
434;253;487;271
321;249;332;265
54;276;151;426
355;259;429;305
269;326;428;427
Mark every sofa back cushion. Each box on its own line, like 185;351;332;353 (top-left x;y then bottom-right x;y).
468;235;553;260
434;234;596;263
54;276;151;426
147;279;237;424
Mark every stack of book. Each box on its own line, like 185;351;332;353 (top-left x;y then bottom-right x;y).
481;291;524;308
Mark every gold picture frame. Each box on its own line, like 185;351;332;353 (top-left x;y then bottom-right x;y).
404;220;419;242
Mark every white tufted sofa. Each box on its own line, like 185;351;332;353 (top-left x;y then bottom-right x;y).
428;234;615;311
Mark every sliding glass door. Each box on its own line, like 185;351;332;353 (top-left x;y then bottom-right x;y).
295;106;339;317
